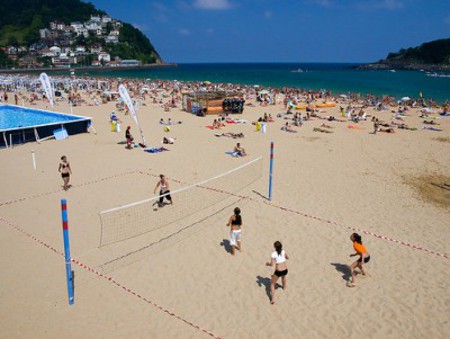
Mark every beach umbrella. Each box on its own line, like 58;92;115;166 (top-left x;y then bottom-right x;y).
259;90;269;95
339;94;348;98
401;97;411;101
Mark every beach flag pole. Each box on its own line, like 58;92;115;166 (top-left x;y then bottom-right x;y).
269;142;274;201
61;199;74;305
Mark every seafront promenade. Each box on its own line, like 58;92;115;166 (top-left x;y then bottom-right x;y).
0;63;177;74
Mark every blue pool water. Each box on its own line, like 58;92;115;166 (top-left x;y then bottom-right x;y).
0;105;86;131
0;104;91;147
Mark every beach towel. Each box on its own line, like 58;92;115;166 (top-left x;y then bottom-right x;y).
53;127;69;140
206;125;216;130
144;147;169;153
439;112;450;117
347;125;365;130
225;151;241;157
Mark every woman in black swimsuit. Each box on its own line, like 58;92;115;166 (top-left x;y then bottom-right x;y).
58;155;72;190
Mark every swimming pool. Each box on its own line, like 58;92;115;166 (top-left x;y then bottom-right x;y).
0;104;92;147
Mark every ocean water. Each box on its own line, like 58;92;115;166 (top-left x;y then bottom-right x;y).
80;63;450;103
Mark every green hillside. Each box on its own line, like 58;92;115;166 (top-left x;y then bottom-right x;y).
0;0;161;64
385;38;450;65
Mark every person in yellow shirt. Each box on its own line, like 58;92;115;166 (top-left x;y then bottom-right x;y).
348;233;370;287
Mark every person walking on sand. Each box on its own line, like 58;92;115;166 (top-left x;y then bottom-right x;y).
226;207;242;255
266;241;289;304
125;126;134;149
153;174;173;207
347;233;371;287
58;155;72;190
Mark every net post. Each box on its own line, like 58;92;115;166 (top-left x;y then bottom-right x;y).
269;142;274;201
61;199;74;305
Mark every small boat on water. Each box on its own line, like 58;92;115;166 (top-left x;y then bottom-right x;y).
389;69;396;73
291;68;304;73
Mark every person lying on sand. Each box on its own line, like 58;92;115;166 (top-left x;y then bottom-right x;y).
320;123;333;129
423;120;440;125
378;127;395;133
313;127;333;133
215;132;245;139
281;122;297;133
397;124;416;130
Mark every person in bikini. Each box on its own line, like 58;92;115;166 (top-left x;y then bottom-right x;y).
266;241;289;304
348;233;371;287
58;155;72;190
226;207;242;255
153;174;173;207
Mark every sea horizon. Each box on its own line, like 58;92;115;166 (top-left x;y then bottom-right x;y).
77;62;450;103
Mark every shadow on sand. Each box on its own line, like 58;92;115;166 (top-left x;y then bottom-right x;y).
330;262;351;281
256;275;272;301
220;239;231;254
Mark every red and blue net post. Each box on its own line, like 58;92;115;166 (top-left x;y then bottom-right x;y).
61;199;74;305
269;142;274;201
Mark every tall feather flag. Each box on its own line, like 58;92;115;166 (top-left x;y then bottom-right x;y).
119;84;147;146
39;73;54;107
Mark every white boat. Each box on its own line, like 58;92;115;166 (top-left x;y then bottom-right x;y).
291;68;304;73
389;69;396;73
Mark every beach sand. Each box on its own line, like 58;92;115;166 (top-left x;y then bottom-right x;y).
1;90;449;338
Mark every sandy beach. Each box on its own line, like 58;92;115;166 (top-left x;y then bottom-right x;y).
0;82;449;339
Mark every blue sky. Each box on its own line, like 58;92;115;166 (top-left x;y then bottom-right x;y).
89;0;450;63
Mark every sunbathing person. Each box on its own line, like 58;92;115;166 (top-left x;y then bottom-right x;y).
281;122;297;133
313;127;333;133
320;123;333;129
423;120;440;125
215;132;245;139
378;127;395;133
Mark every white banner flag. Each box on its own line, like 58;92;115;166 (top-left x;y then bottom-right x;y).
119;84;146;146
39;73;54;107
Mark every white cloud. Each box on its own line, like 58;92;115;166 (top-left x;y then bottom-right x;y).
264;10;272;19
179;28;191;35
193;0;233;10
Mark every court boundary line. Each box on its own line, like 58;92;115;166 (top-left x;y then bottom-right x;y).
138;171;449;260
0;216;221;339
0;170;141;208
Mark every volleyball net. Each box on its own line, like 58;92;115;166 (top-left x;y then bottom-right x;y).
99;157;263;247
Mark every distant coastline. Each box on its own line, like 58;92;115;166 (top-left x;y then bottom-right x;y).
357;62;450;72
0;63;177;74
